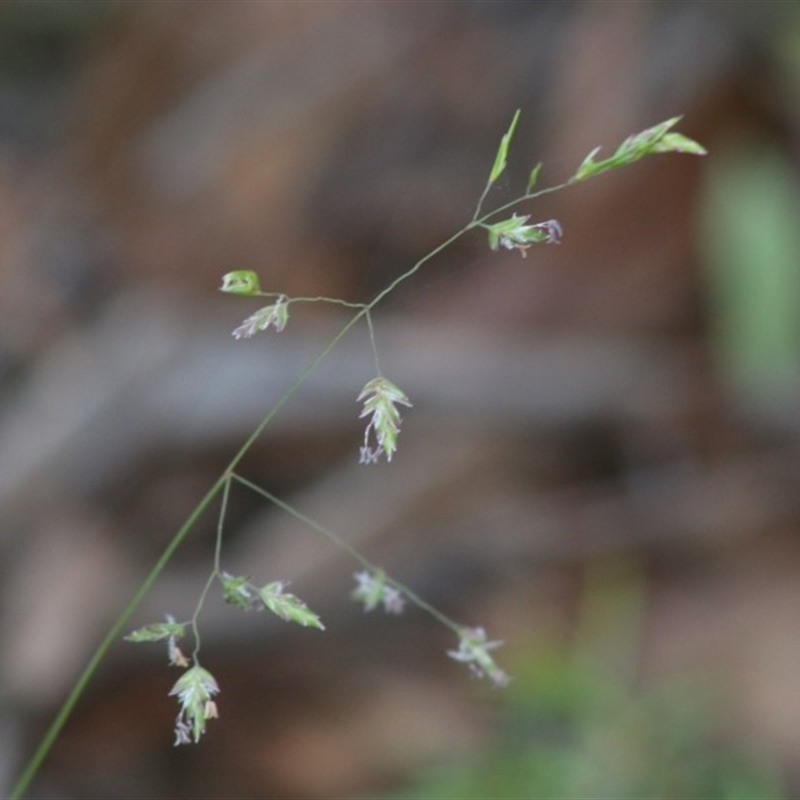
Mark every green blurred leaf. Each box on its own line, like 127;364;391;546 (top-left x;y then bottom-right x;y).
702;142;800;394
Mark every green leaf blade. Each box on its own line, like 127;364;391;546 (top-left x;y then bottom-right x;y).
488;109;521;185
571;146;604;182
526;162;542;193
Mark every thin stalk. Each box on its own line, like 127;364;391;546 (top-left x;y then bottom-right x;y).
190;474;233;658
477;180;572;226
284;296;366;309
231;473;462;636
364;309;382;376
472;176;495;222
7;474;225;800
9;304;370;799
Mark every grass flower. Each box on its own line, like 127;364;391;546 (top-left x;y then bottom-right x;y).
353;569;406;614
357;377;412;464
486;214;562;257
169;664;220;745
232;296;289;339
448;626;510;688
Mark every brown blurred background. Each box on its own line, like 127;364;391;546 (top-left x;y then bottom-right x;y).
1;1;800;797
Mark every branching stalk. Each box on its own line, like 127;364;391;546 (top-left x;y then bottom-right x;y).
9;111;705;798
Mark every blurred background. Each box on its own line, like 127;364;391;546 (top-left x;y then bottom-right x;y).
1;1;800;797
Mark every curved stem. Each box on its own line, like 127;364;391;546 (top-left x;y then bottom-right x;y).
190;474;233;659
7;474;225;800
9;306;371;799
364;309;382;376
231;473;463;636
284;296;366;309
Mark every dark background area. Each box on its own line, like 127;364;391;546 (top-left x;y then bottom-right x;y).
2;2;800;797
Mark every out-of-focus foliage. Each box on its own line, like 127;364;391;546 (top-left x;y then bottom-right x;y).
390;563;784;800
391;652;783;799
0;1;116;77
703;142;800;396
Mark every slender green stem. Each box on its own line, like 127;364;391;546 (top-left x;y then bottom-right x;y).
478;180;572;224
364;309;382;376
232;472;369;564
252;289;367;310
366;224;474;310
7;474;226;800
472;176;495;222
189;474;233;659
9;308;370;799
361;181;571;314
213;475;231;575
231;473;463;635
284;296;366;309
